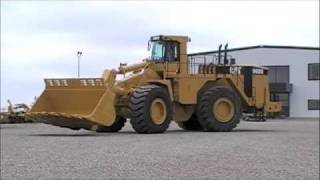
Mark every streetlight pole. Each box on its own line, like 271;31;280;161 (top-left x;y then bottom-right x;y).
77;51;82;78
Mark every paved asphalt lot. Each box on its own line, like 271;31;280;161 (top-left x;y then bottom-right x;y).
0;119;319;180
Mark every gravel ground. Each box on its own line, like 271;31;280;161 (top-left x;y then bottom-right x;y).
0;119;319;180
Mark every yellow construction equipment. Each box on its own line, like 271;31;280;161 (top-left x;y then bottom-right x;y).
27;35;281;133
1;100;32;123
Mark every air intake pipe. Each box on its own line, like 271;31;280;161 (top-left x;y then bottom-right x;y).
224;43;228;64
218;44;222;64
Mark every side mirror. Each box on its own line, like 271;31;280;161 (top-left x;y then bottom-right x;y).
148;40;151;51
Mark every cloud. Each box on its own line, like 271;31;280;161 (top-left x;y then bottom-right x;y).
1;1;319;107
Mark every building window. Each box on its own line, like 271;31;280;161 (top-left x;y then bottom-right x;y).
308;99;320;110
265;65;291;117
308;63;320;80
265;65;289;83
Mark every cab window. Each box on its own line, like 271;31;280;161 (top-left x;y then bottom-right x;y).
151;41;179;62
165;41;179;61
151;41;165;61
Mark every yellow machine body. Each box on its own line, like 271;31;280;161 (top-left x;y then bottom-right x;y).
28;35;282;132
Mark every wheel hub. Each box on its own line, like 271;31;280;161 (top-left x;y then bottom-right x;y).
150;98;167;125
213;98;235;123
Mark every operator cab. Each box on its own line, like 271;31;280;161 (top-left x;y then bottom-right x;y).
149;35;180;62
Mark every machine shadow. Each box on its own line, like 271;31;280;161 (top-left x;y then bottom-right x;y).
165;129;282;133
28;128;281;137
28;133;101;137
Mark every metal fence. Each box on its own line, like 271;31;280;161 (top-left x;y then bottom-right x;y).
188;54;236;74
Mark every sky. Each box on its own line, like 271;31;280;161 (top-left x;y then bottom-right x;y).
1;0;319;107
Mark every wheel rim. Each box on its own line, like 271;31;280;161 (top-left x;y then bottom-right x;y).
150;98;167;125
213;98;235;123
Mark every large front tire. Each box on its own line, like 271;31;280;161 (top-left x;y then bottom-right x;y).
197;87;241;132
129;85;172;133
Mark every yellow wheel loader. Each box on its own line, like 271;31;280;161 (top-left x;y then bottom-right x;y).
27;35;281;133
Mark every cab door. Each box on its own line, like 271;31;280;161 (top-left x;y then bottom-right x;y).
165;41;180;76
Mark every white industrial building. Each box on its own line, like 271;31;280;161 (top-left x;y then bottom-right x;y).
189;45;320;118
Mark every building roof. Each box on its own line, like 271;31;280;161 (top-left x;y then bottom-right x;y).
188;45;320;56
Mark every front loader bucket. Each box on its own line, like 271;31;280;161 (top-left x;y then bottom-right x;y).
27;78;117;130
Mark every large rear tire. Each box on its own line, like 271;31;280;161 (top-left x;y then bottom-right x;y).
96;116;126;132
197;87;241;132
129;85;172;133
176;114;203;131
